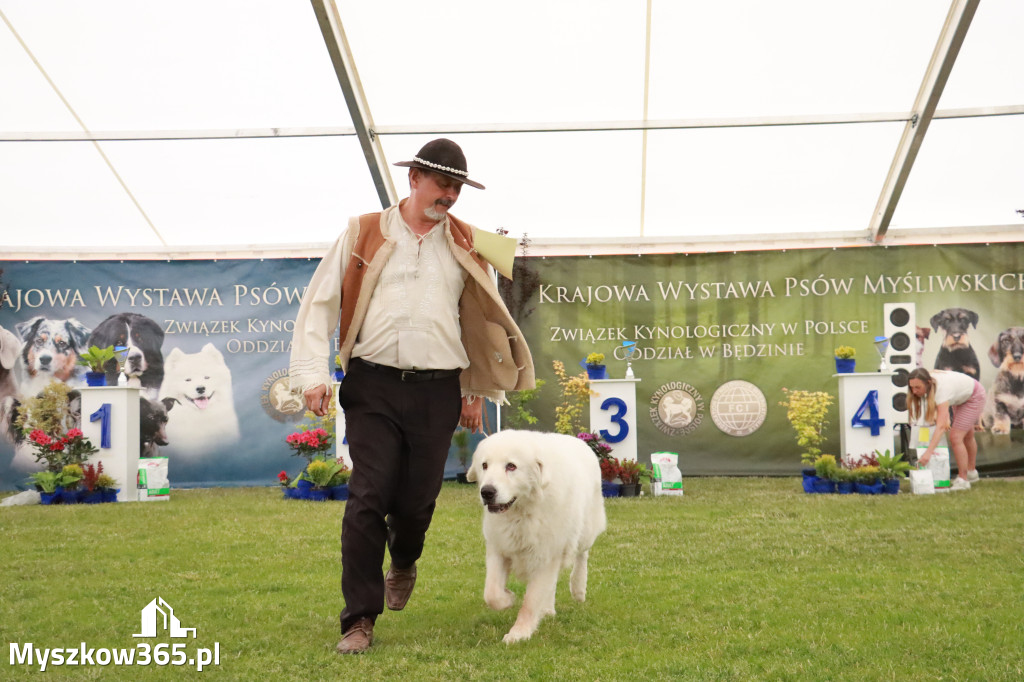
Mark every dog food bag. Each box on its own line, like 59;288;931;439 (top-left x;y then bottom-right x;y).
651;452;683;496
138;457;170;502
928;449;951;491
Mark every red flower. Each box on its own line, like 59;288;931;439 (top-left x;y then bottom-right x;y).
30;430;51;446
66;428;83;439
49;442;65;452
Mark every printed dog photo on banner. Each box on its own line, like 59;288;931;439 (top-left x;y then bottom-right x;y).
981;327;1024;435
159;343;241;460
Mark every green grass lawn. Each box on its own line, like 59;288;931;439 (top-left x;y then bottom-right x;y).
2;478;1022;681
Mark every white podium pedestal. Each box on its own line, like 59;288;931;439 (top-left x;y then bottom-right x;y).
589;377;641;463
835;372;897;460
332;381;351;470
79;386;140;502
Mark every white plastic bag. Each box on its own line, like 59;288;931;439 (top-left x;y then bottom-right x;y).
651;452;683;496
909;468;935;495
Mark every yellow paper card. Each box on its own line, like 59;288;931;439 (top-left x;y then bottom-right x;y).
472;228;517;280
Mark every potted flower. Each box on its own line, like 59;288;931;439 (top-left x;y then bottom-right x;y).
812;454;838;494
80;462;106;503
579;432;618;496
95;473;119;503
617;459;649;497
328;461;352;501
57;463;85;503
834;466;856;494
77;345;120;386
334;356;345;382
286;427;333;465
853;465;883;495
779;387;834;488
304;457;347;501
28;470;62;504
584;352;607;380
452;427;473;483
834;345;856;374
876;449;910;494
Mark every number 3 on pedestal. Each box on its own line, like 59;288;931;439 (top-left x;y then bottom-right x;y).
598;397;629;444
851;390;885;436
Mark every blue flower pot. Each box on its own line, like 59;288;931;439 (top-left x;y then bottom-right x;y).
834;358;856;373
85;371;107;387
882;479;900;495
39;491;59;505
856;481;883;495
82;490;104;504
586;365;607;380
837;481;855;494
601;481;621;497
334;369;345;381
308;488;330;502
801;472;818;494
295;479;313;499
330;484;350;501
60;488;81;504
812;478;836;494
102;489;119;503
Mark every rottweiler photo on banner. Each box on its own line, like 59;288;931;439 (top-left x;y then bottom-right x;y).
1;241;1023;490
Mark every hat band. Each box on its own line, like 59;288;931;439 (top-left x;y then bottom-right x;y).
413;156;469;178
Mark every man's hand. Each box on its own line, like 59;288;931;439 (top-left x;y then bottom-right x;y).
460;396;483;433
303;384;332;417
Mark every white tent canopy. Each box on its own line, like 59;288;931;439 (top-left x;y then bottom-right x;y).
1;0;1021;258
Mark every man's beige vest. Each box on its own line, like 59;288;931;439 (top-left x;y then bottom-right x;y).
336;210;535;400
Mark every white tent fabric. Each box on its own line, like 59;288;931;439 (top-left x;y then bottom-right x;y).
1;0;1021;256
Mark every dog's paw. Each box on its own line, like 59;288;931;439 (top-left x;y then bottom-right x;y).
502;625;534;644
569;585;587;602
992;425;1010;435
485;588;515;611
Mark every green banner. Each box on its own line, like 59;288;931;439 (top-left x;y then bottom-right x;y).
506;242;1024;476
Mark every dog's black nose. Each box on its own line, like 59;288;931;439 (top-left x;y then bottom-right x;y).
195;386;206;395
38;354;51;367
480;485;496;504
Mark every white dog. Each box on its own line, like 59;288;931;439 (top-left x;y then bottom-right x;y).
159;343;240;457
466;430;607;644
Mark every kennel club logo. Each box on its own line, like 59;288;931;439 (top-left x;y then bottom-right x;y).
649;381;705;436
709;380;767;437
260;368;304;423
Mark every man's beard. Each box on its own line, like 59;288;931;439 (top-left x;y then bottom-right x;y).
424;200;452;222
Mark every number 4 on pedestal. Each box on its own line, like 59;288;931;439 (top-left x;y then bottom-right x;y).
851;390;885;436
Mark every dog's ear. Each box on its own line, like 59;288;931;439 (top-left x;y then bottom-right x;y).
162;397;179;412
967;310;979;328
929;312;943;332
990;334;1006;367
465;453;478;482
64;318;92;351
15;316;43;342
536;457;550;489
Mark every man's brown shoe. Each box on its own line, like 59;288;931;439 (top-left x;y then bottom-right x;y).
336;618;373;654
385;563;417;611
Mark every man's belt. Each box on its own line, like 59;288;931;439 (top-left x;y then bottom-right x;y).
351;357;462;383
